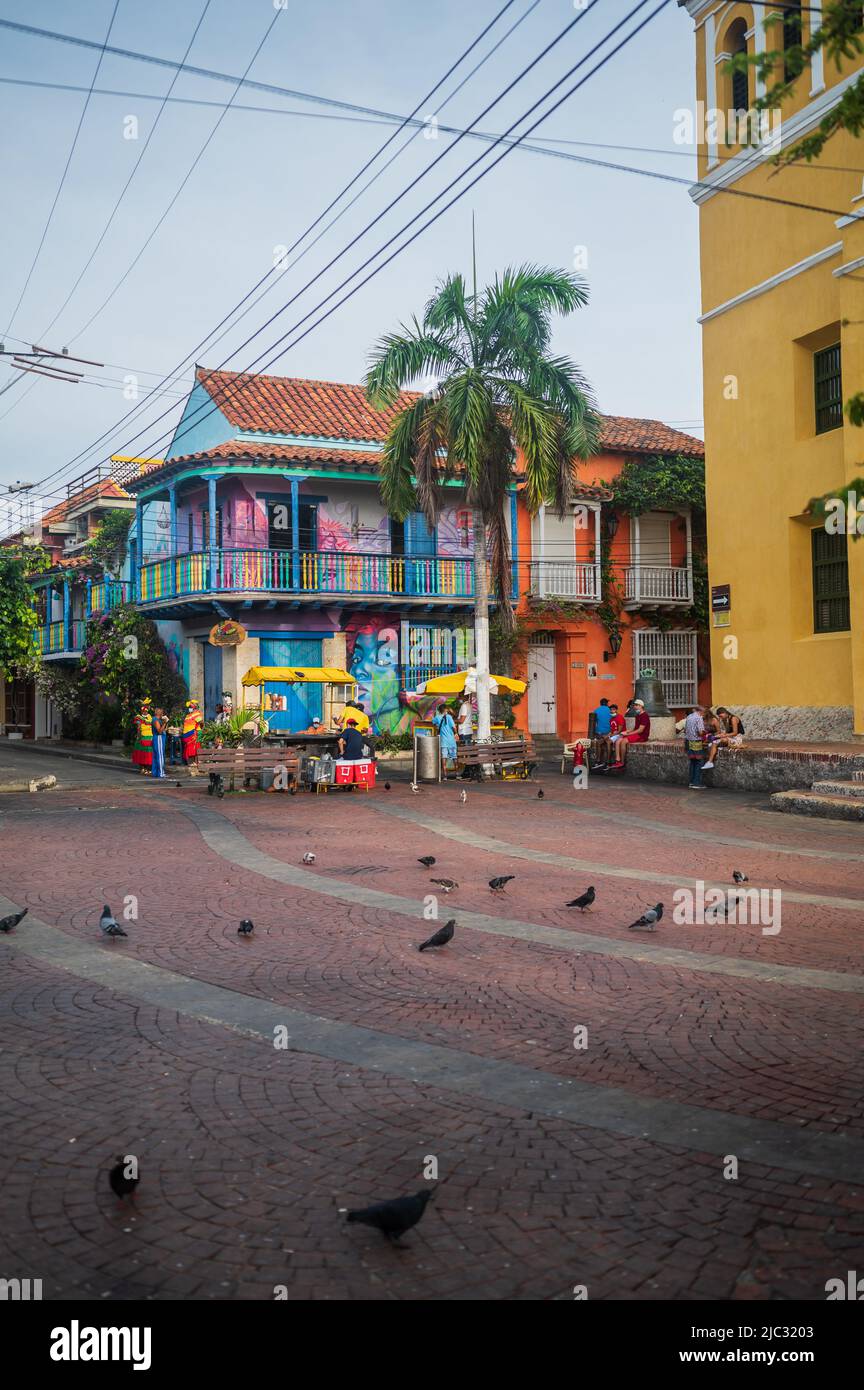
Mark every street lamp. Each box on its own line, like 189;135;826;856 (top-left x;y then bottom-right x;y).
604;510;619;540
603;628;623;663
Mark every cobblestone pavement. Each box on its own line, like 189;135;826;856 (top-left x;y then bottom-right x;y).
0;767;862;1301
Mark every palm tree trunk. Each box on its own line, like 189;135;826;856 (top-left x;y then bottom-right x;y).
472;507;492;745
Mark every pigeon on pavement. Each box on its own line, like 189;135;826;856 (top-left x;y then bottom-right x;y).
237;919;254;936
489;875;515;892
344;1189;433;1241
0;908;27;933
459;789;467;804
384;782;391;790
732;870;749;884
109;1156;139;1202
99;905;127;939
417;856;436;868
410;783;420;794
627;902;663;931
566;886;595;912
302;852;316;865
418;919;455;951
430;878;458;893
537;789;544;799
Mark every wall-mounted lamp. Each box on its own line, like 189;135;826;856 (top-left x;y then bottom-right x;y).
604;511;619;540
603;628;623;663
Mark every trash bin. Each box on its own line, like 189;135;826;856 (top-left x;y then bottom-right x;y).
414;732;441;783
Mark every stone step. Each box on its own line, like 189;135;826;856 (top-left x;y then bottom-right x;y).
814;780;864;798
770;789;864;822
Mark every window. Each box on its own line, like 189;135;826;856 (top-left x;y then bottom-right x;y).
201;508;222;548
814;343;842;434
783;2;802;84
728;21;749;115
631;629;698;708
267;500;317;551
812;529;850;633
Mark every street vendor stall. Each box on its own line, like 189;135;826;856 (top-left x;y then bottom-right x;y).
240;666;356;746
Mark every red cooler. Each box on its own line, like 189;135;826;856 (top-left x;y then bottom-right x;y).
334;761;355;786
354;761;375;790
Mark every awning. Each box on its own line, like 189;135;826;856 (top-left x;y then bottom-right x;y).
242;666;356;686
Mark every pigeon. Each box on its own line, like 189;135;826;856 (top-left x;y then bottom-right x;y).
417;856;436;868
237;919;254;936
459;789;467;804
99;905;127;939
566;886;595;912
627;902;663;932
418;919;455;951
384;782;391;791
344;1189;433;1241
732;870;749;884
537;789;544;799
302;852;316;865
489;875;515;892
410;783;420;794
109;1156;139;1202
0;908;27;933
430;878;458;893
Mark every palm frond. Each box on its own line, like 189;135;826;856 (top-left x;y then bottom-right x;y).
379;396;437;520
365;322;461;407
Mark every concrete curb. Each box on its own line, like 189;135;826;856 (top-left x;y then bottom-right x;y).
0;741;136;774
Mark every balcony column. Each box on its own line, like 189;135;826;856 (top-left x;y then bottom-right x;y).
85;576;92;618
405;512;414;595
62;578;71;652
538;503;546;598
684;509;693;601
168;483;178;598
592;505;602;602
509;490;518;602
632;513;641;601
290;477;300;591
135;499;143;602
207;476;217;591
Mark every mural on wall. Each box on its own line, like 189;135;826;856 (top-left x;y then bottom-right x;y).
155;620;190;692
317;500;390;553
437;505;473;557
344;613;409;734
141;499;172;562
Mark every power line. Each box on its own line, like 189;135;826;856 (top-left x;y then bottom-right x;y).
14;0;532;494
106;1;674;474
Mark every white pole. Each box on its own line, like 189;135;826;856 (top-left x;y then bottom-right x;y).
472;507;492;745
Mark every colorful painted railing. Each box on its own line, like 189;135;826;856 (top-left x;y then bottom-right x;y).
35;620;86;655
89;579;129;615
138;548;475;602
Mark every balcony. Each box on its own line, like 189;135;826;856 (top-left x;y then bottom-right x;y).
624;565;693;607
89;579;130;615
528;560;601;602
36;620;86;658
137;548;476;611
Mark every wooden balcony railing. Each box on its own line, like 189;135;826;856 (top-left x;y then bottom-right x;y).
35;620;86;655
624;565;692;603
527;561;601;601
138;548;475;603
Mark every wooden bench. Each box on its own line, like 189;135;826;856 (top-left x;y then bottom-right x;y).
456;738;535;781
197;746;300;796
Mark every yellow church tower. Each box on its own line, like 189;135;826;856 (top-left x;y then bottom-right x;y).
680;1;864;738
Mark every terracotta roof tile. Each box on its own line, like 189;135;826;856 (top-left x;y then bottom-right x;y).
167;440;385;469
196;367;417;442
598;415;704;457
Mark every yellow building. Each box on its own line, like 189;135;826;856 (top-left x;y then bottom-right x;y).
681;1;864;738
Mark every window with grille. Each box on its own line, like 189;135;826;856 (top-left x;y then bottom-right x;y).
814;344;842;434
812;529;850;633
783;2;802;84
631;629;698;708
729;21;749;114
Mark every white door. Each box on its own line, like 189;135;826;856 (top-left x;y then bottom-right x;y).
527;641;557;733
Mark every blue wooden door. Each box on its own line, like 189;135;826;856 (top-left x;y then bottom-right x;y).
259;637;323;732
203;643;223;720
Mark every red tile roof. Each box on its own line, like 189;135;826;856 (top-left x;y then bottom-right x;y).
168;439;384;469
598;415;704;457
196;367;417;442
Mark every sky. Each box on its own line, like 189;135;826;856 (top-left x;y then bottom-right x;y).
0;0;706;505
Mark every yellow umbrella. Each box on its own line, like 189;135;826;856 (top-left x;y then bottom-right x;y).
418;668;526;695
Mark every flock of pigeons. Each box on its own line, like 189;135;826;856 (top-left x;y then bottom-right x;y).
0;779;755;1246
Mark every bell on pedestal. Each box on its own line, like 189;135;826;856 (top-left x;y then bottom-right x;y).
633;673;671;718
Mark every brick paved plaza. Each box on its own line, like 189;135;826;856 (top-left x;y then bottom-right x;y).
1;765;862;1302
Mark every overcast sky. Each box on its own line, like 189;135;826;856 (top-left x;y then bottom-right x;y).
0;0;707;504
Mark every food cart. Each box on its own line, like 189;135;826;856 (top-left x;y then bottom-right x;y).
240;666;356;748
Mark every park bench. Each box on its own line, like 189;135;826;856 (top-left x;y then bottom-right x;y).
197;746;300;796
456;737;535;781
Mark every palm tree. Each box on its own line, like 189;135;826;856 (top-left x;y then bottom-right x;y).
365;264;600;743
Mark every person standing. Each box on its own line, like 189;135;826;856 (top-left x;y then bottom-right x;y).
181;700;204;768
151;708;167;779
131;698;153;775
457;695;474;744
591;697;613;767
433;702;459;776
684;704;706;789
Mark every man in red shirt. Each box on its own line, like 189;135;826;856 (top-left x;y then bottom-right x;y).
616;699;650;767
608;703;627;766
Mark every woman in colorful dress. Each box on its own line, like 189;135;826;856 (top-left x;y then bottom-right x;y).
132;698;153;775
181;700;204;766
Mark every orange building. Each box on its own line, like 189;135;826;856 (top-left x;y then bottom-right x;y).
511;417;709;743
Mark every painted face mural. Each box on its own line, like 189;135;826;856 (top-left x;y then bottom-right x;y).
344;616;407;734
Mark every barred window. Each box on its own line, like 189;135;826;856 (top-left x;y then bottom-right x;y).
814;344;842;434
812;529;850;633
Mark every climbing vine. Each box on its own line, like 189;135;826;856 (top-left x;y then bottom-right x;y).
82;510;132;573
